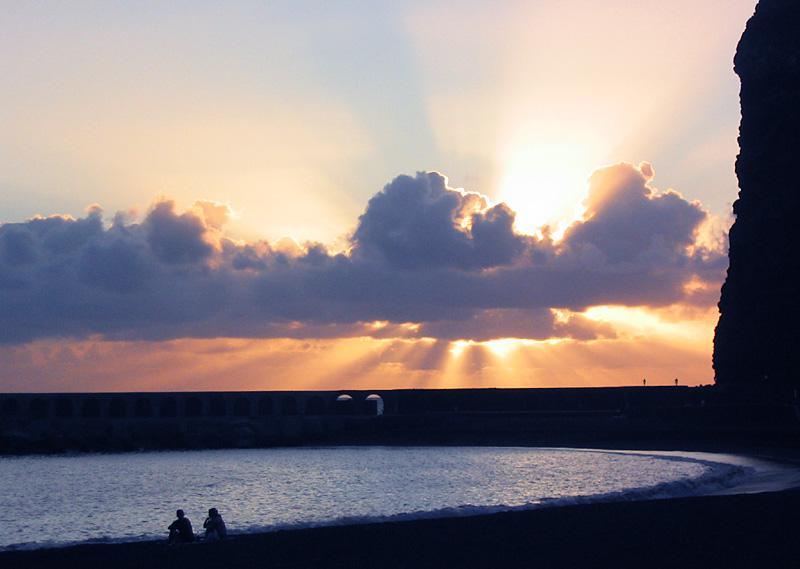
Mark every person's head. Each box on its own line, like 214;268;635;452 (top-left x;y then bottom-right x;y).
208;508;218;517
176;510;184;518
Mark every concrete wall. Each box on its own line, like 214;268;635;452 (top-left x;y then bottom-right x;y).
0;390;392;423
0;386;719;454
0;386;711;425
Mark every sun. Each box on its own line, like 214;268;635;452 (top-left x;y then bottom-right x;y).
496;142;591;236
491;100;619;239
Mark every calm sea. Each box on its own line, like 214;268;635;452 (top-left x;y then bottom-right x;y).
0;446;753;550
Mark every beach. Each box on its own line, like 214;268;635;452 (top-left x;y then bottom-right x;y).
3;463;799;569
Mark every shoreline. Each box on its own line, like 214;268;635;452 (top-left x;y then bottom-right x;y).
2;445;800;568
3;488;799;568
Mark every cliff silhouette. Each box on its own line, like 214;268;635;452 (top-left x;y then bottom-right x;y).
714;0;800;401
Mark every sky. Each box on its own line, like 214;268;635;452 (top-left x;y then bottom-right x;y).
0;0;758;393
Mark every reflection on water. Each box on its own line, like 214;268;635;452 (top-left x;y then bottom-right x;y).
0;447;725;550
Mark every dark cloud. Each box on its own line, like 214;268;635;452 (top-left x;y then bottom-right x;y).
0;227;38;266
78;237;149;294
561;162;708;265
417;308;618;342
144;198;217;265
351;172;528;269
0;163;726;344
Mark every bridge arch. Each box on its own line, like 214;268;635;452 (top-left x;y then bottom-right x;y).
54;398;74;419
29;398;48;419
305;396;326;415
257;396;274;416
109;397;127;419
209;395;227;417
1;397;21;416
365;393;384;416
82;397;101;418
185;397;203;418
159;397;178;418
233;396;251;416
134;397;153;418
280;397;298;416
335;394;354;415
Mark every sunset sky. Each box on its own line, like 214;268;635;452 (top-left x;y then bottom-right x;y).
1;1;758;392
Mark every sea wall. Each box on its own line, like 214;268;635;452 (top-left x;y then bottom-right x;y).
0;390;388;453
0;386;706;424
6;385;794;454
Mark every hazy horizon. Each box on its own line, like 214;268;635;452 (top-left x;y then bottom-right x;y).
0;1;759;392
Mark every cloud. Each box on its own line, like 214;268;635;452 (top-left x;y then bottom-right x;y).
417;309;618;342
143;197;220;264
0;163;727;344
562;161;708;265
351;171;527;269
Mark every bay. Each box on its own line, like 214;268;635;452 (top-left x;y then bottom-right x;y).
0;446;745;550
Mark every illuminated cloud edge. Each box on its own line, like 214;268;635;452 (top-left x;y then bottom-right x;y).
0;162;727;344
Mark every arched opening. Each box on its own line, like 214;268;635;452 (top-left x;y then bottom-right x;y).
186;397;203;418
54;398;74;419
233;397;251;416
335;394;354;415
257;396;274;416
134;398;152;418
82;398;101;418
305;396;326;415
1;398;21;416
29;398;48;419
160;397;178;418
365;394;385;416
209;396;227;417
109;398;127;419
280;397;298;416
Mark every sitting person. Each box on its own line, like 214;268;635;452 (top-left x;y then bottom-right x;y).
168;509;194;543
203;507;227;540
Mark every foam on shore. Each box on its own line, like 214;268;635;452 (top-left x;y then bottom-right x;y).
6;448;799;553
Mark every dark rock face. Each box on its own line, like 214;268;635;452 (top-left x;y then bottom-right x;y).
714;0;800;399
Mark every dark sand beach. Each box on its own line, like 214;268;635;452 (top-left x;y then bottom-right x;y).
3;455;799;569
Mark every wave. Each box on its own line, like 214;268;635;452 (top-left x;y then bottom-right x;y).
232;451;753;536
1;449;792;553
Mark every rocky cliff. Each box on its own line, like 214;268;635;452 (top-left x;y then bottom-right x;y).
714;0;800;399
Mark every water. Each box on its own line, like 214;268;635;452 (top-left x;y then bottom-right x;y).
0;446;761;551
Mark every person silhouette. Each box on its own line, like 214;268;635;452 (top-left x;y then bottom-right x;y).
168;509;194;543
203;507;227;540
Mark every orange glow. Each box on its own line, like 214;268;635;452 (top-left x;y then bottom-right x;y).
483;338;526;360
497;138;599;236
1;2;754;396
0;303;717;393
